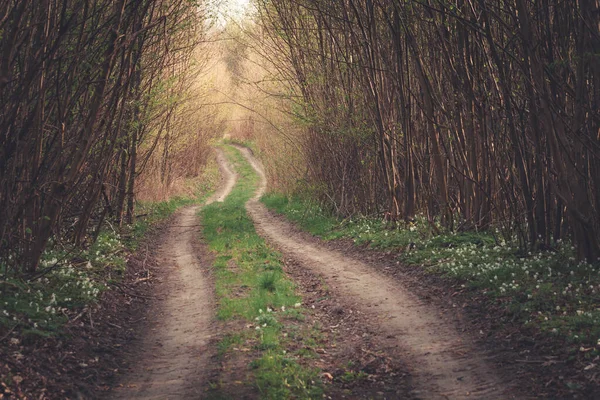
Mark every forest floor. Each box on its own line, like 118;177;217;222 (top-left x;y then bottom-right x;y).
3;145;594;399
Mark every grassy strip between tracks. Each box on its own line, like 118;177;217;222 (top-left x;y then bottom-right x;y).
200;146;323;399
262;194;600;363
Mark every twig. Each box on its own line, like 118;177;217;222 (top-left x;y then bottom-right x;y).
134;276;151;283
104;219;117;235
0;280;21;289
142;243;150;273
120;290;155;300
28;260;63;282
113;283;155;299
0;322;19;342
72;307;87;323
427;218;442;235
88;308;94;329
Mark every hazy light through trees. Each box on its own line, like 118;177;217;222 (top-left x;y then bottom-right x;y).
212;0;251;27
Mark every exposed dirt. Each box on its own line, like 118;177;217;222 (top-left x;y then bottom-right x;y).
106;148;237;399
0;209;214;399
213;148;238;202
281;255;414;399
317;237;600;399
4;145;564;399
200;252;414;400
238;147;522;399
183;146;412;399
106;207;214;399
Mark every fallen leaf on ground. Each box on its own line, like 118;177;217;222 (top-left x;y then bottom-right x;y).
321;372;333;381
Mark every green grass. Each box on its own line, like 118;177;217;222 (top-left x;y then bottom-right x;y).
222;137;259;154
262;192;600;357
261;194;341;238
201;146;323;399
217;333;244;356
0;230;125;338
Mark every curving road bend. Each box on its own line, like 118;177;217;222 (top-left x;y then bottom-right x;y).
236;145;515;400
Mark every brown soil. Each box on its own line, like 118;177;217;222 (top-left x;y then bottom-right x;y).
237;146;523;400
0;236;161;399
200;251;415;400
106;206;215;399
281;255;414;399
195;146;413;399
213;148;238;202
106;148;237;399
0;209;214;399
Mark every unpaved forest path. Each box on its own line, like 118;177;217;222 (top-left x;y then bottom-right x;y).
109;149;237;399
236;146;515;400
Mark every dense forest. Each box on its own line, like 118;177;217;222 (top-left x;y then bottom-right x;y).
0;0;600;280
2;0;598;275
1;0;600;398
242;0;600;262
0;0;218;277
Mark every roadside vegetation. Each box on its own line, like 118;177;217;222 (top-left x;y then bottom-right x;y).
262;194;600;360
221;1;600;393
201;146;323;399
0;0;220;348
0;160;219;342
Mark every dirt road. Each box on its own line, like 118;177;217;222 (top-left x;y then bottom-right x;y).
109;146;514;399
237;146;514;399
109;149;237;399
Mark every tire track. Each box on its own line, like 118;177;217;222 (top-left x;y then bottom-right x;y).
108;148;237;399
236;145;516;400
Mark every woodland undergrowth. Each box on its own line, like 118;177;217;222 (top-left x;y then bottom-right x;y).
263;193;600;362
0;159;219;341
